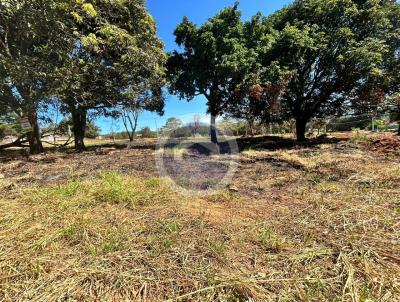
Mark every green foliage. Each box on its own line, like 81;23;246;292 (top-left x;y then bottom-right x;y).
205;239;226;257
103;127;156;139
57;0;167;115
366;119;389;131
163;117;182;131
255;0;399;140
326;115;372;132
257;228;285;253
138;127;157;138
167;3;257;142
0;0;166;151
2;0;399;151
95;172;135;204
84;122;101;139
161;117;182;135
219;118;248;136
54;180;82;198
56;117;73;136
37;172;175;209
50;115;99;138
160;117;213;138
0;113;23;139
167;1;399;141
0;0;67;152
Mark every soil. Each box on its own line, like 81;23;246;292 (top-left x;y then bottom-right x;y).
364;135;400;157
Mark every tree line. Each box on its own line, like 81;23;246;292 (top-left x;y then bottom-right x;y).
167;0;400;142
1;0;399;154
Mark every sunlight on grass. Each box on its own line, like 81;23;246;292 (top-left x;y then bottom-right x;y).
0;141;399;301
20;172;177;209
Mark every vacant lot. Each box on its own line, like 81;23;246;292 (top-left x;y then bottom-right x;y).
0;133;399;301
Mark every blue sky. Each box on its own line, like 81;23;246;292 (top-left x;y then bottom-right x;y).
98;0;293;134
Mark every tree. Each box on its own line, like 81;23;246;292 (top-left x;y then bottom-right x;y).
120;87;165;141
261;0;398;141
121;106;140;142
56;0;166;150
226;82;287;136
224;13;283;137
138;126;156;138
167;3;255;143
85;121;101;139
56;117;73;137
190;115;201;136
0;0;65;153
219;118;247;137
383;2;400;135
162;117;182;135
0;112;22;140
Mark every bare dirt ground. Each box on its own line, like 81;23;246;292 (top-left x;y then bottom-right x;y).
364;135;400;157
0;133;399;301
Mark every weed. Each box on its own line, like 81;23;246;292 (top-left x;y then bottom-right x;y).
205;238;226;257
271;175;296;188
257;228;285;253
207;189;239;203
52;180;82;197
95;172;135;204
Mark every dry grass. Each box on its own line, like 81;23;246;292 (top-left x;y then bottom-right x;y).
0;134;399;301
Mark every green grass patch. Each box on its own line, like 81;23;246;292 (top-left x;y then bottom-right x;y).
21;172;176;209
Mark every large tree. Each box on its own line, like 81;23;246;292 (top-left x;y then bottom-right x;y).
167;3;255;143
57;0;166;150
223;13;290;135
383;2;400;135
261;0;398;141
0;0;65;153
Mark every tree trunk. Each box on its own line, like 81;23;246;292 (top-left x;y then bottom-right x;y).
72;108;87;151
27;110;44;154
248;121;255;137
398;122;400;136
122;117;133;141
295;117;307;142
210;115;218;144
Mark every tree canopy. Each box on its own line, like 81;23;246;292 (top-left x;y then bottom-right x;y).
167;0;400;141
167;3;256;143
56;0;166;150
0;0;166;152
256;0;398;140
0;0;67;153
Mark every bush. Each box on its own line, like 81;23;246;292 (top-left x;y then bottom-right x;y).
365;119;388;131
139;127;157;138
326;115;371;132
0;123;19;140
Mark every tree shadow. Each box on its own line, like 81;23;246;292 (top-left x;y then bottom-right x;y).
0;135;348;163
235;135;348;152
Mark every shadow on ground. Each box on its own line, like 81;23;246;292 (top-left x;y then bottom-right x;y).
0;135;348;162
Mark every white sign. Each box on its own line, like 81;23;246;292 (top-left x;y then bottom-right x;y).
20;117;32;130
